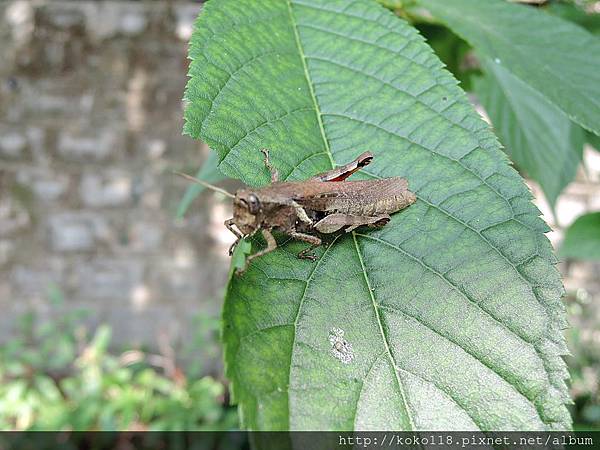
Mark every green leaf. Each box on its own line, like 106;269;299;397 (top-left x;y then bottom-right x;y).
176;151;227;219
545;3;600;35
473;58;584;209
560;212;600;261
185;0;570;431
417;0;600;136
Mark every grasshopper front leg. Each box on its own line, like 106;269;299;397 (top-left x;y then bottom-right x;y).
236;229;278;275
225;218;244;256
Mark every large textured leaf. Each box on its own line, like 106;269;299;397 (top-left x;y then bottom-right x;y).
560;212;600;261
184;0;570;431
474;58;584;209
418;0;600;137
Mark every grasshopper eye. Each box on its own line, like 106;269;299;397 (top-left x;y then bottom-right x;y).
247;194;260;214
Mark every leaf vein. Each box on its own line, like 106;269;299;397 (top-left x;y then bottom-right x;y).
326;112;516;219
299;23;439;75
395;366;485;430
286;0;336;170
355;232;538;347
219;107;315;162
351;232;415;430
360;170;544;293
199;50;298;135
377;304;545;423
288;235;341;423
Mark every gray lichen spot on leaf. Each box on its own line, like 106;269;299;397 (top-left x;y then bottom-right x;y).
328;327;354;364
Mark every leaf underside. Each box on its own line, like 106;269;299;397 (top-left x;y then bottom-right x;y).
474;58;584;209
418;0;600;137
184;0;570;431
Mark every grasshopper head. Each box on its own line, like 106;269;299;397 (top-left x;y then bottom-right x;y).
233;190;262;235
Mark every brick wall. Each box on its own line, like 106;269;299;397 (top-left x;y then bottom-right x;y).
0;0;237;367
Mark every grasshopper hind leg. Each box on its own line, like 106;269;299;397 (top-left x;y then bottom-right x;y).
313;213;391;234
288;231;322;261
309;151;373;182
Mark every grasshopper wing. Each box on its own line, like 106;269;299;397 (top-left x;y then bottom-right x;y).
260;178;416;215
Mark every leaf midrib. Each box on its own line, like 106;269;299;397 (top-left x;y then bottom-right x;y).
285;0;335;170
284;0;415;430
355;232;548;423
352;232;416;430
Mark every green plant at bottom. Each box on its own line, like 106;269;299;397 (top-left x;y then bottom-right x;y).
0;305;237;431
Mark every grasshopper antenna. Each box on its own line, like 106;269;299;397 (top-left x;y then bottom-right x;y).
173;171;235;198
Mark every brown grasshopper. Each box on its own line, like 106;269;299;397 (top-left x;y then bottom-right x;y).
176;150;416;274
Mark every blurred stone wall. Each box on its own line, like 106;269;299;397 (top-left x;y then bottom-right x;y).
0;0;237;366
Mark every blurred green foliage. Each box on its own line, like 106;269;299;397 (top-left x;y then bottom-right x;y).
560;213;600;261
0;289;237;431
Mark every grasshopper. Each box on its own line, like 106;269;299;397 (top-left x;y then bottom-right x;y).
176;150;416;274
